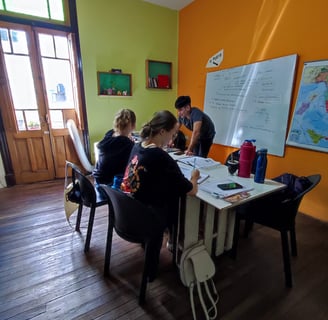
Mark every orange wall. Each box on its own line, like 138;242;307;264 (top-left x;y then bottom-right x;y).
178;0;328;222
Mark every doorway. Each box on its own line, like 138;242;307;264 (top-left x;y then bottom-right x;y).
0;21;83;184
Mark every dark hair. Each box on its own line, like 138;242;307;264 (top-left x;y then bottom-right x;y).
140;110;177;139
175;95;191;109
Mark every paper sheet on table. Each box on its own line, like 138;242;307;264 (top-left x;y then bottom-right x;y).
177;156;220;169
199;179;253;198
178;163;209;184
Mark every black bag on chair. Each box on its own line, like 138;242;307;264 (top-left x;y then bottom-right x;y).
173;130;187;150
272;173;312;200
66;181;81;204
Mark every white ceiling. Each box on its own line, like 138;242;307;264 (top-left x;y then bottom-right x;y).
143;0;194;11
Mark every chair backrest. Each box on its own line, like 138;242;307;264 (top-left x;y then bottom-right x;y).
294;174;321;206
99;185;161;243
279;173;321;220
66;161;96;206
67;119;94;173
225;149;258;174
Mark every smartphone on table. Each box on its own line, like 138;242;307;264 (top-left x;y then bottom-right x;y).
217;182;243;191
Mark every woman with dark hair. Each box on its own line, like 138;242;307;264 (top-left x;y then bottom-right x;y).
121;110;199;278
93;108;136;185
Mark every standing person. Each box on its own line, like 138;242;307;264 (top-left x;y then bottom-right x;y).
121;110;199;279
93;108;136;185
175;95;215;157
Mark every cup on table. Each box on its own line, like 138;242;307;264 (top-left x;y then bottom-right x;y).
227;160;239;175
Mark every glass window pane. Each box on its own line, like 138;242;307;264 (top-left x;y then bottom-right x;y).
4;54;38;110
42;57;74;109
10;29;28;54
49;0;64;21
50;110;64;129
25;110;41;130
0;28;11;53
0;2;4;10
5;0;49;18
54;36;69;59
15;110;26;131
39;34;55;57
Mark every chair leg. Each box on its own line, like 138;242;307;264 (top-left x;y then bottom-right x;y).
139;243;151;305
104;215;114;277
84;206;96;252
290;227;298;257
75;204;83;232
281;230;293;288
170;223;178;266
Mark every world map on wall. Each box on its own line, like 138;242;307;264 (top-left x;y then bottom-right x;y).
287;60;328;153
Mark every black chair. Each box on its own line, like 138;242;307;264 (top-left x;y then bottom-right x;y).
99;185;165;305
232;173;321;287
65;161;108;252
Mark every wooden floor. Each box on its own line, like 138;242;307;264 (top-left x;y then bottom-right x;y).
1;179;328;320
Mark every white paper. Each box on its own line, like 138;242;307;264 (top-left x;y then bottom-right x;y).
206;49;224;68
199;179;253;198
177;156;220;169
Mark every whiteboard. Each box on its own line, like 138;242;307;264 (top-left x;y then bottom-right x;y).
204;54;297;156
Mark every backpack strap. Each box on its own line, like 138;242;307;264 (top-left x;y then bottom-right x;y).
190;251;219;320
180;243;219;320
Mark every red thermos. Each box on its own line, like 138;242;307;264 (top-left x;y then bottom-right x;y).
238;140;256;178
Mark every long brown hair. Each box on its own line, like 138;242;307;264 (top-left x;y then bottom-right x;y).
140;110;177;139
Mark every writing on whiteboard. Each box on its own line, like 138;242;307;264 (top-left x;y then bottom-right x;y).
204;54;297;156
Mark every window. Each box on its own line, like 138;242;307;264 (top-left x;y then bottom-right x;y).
0;0;66;24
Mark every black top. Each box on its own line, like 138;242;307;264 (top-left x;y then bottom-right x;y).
93;129;134;185
178;107;215;140
122;143;193;209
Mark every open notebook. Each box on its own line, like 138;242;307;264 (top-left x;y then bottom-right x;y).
177;156;220;170
178;163;209;184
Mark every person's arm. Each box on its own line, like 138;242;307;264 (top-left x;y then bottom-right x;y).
185;121;202;155
187;169;200;195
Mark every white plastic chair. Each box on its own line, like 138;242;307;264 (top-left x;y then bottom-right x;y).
66;119;94;173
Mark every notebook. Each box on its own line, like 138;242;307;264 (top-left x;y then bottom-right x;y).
178;163;209;184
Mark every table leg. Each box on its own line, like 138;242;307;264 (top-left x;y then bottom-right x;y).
203;203;215;255
225;209;236;251
215;208;228;256
183;196;201;249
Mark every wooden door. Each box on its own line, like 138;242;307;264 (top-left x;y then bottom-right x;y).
0;22;82;184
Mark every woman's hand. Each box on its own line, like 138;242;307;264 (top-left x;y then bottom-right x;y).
191;169;200;181
188;169;200;196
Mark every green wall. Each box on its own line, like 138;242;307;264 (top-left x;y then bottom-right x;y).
76;0;178;160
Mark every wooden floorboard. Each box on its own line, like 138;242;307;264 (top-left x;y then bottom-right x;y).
0;179;327;319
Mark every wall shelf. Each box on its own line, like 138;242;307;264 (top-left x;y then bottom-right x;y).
146;59;172;89
97;72;132;96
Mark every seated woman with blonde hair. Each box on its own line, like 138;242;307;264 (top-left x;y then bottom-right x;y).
93;108;136;185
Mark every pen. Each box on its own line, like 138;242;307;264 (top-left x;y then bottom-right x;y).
193;158;196;169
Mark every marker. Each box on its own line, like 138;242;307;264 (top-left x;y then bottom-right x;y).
211;192;222;199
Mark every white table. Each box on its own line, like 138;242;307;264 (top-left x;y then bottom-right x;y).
171;153;286;263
